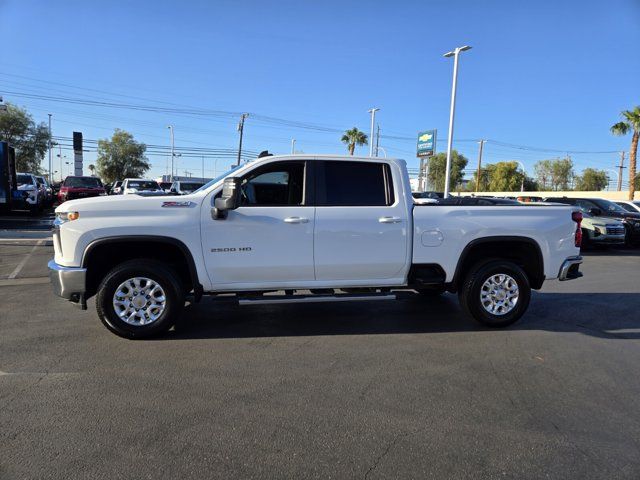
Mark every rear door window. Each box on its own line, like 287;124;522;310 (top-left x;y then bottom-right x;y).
315;161;394;206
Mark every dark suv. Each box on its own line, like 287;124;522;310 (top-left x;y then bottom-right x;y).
545;197;640;244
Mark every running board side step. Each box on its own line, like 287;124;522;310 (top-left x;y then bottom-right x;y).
238;293;397;306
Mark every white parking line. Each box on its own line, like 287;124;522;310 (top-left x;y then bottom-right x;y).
8;239;45;279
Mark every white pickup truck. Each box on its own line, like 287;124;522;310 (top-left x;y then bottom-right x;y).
49;155;584;338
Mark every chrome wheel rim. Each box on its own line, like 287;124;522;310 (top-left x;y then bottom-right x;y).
480;274;519;316
113;277;166;326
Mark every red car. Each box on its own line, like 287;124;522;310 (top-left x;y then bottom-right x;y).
58;176;106;203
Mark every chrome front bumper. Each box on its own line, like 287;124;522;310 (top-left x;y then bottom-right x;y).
558;256;583;281
48;259;87;303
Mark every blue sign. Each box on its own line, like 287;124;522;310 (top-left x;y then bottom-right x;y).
417;130;436;157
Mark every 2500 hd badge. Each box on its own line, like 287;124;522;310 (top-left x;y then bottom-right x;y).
211;247;252;253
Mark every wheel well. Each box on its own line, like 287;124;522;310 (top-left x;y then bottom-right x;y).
83;239;195;299
453;239;545;291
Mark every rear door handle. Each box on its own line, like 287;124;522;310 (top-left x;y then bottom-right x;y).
379;216;402;224
284;216;309;224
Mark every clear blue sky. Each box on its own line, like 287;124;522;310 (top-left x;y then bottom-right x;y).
1;0;638;185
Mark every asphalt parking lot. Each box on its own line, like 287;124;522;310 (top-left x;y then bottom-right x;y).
1;231;640;479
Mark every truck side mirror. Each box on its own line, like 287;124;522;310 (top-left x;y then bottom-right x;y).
212;177;242;219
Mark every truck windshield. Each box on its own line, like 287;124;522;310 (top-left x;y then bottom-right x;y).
128;181;160;190
64;177;102;188
193;164;244;193
16;174;32;186
594;199;627;214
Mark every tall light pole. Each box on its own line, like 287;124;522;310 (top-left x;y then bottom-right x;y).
167;125;175;181
475;139;484;192
367;108;379;157
291;139;296;154
516;161;526;192
237;113;249;166
443;45;472;197
48;114;53;183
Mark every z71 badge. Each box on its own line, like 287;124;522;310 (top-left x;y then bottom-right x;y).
211;247;252;253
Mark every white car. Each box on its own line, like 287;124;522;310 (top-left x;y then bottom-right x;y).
121;179;165;196
616;200;640;214
15;172;44;213
49;154;584;338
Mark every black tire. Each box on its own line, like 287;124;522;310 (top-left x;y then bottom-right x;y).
96;259;184;339
458;260;531;328
416;286;446;296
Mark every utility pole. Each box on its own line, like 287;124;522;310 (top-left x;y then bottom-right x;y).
57;145;64;182
375;125;380;157
443;45;472;197
616;151;626;191
475;139;484;192
291;139;296;154
236;113;249;166
202;155;205;179
48;114;52;184
367;108;379;157
167;125;175;181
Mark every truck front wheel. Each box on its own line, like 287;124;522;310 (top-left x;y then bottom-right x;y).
458;260;531;328
96;259;184;339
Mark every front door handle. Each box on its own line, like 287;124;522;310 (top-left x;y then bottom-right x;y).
379;216;402;224
284;216;309;224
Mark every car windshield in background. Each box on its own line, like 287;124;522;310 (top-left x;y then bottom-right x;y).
595;199;627;214
17;174;32;185
193;164;244;193
181;183;204;191
129;181;160;190
64;177;102;188
158;182;172;190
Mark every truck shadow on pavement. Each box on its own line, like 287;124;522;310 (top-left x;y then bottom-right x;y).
167;292;640;341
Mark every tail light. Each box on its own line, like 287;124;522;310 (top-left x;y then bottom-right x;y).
572;211;583;247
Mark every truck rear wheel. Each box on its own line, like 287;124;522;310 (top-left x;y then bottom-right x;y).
96;259;184;339
458;260;531;328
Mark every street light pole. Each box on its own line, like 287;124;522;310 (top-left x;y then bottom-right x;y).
48;114;52;183
167;125;175;181
475;139;484;192
516;161;526;192
236;113;249;166
367;108;379;157
291;139;296;154
443;45;472;197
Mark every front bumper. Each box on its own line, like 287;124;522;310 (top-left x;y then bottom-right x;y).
558;256;583;281
48;259;87;306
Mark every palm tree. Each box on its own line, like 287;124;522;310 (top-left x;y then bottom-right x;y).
88;164;96;176
611;106;640;200
341;127;368;155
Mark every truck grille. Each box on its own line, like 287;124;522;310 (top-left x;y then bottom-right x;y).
606;225;625;235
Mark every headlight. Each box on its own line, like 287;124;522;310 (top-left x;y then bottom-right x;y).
55;211;79;223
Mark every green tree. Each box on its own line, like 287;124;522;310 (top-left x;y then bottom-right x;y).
611;106;640;200
427;151;468;192
96;129;150;183
486;161;525;192
575;168;609;191
0;103;51;173
534;158;574;191
340;127;368;155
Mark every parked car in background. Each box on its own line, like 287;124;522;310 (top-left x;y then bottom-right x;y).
110;181;123;195
122;179;165;195
579;212;626;248
169;180;206;195
14;173;44;213
58;176;106;204
616;200;640;214
545;197;640;245
517;195;544;203
35;175;54;206
158;181;173;192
